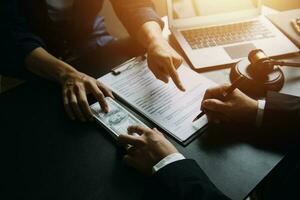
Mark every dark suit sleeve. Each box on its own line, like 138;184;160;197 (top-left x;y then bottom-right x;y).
143;159;230;200
262;92;300;136
110;0;164;37
263;92;300;128
1;0;46;79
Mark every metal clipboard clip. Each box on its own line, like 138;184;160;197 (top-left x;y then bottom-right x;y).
111;55;147;76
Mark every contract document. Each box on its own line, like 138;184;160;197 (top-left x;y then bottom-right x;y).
99;57;217;143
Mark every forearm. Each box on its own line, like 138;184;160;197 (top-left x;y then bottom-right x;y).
137;21;165;49
111;0;164;38
25;47;112;122
25;47;78;84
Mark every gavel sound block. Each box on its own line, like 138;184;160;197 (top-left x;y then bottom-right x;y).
230;49;300;97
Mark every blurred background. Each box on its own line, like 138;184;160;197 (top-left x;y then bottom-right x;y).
1;0;300;93
264;0;300;10
103;0;300;38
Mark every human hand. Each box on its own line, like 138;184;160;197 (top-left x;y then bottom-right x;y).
61;71;114;122
147;38;186;91
201;85;258;124
118;125;178;175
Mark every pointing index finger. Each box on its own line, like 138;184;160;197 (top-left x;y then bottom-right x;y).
89;82;109;113
168;58;185;91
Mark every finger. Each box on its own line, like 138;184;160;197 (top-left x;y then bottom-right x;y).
156;69;169;83
202;99;228;113
205;110;214;122
69;91;86;122
96;81;114;99
63;89;75;120
153;128;164;136
167;58;185;91
127;125;152;136
126;146;142;156
76;87;94;121
123;155;137;168
206;111;229;124
88;82;109;113
148;59;169;83
203;85;231;101
126;146;136;155
172;55;184;70
118;134;145;147
214;114;230;124
206;110;221;124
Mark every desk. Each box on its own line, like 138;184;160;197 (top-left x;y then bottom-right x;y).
2;8;300;200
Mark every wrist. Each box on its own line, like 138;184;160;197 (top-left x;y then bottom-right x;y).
153;153;185;173
25;48;79;84
147;36;166;49
57;63;80;85
138;21;164;48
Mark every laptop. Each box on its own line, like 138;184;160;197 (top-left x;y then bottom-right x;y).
167;0;299;70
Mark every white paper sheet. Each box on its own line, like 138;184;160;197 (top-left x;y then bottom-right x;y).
99;58;217;142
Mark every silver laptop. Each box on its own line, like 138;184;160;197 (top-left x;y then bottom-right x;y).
167;0;299;69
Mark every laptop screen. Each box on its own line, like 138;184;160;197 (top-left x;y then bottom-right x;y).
172;0;259;19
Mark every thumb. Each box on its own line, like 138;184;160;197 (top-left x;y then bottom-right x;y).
202;99;227;113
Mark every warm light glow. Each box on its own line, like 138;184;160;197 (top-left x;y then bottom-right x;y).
172;0;259;19
263;0;300;11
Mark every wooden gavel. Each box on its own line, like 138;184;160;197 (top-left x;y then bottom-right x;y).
248;49;300;79
230;49;300;96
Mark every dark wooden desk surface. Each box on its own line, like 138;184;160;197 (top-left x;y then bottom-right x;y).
2;51;299;200
2;12;300;200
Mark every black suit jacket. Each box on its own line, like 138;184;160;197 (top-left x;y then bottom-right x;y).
264;92;300;129
262;91;300;144
145;159;230;200
146;92;300;200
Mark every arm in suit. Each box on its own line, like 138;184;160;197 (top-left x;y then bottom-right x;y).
118;126;230;200
260;92;300;141
264;91;300;129
144;159;230;200
201;86;300;132
145;92;300;200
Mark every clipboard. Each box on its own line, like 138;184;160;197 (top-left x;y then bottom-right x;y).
97;55;216;146
111;55;147;75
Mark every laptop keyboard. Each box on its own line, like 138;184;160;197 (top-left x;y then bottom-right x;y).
181;20;275;49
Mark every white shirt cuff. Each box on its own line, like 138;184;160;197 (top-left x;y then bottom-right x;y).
255;100;266;127
152;153;185;174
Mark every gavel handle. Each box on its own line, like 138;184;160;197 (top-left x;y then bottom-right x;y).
272;61;300;68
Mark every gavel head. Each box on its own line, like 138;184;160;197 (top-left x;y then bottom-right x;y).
230;49;285;96
247;49;275;80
